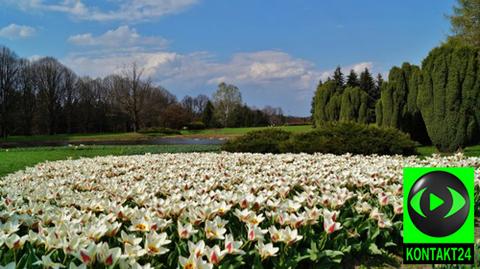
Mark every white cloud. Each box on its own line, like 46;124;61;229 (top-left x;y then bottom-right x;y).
68;26;168;48
63;47;375;93
206;51;320;90
63;51;181;78
348;62;373;74
62;47;376;116
5;0;198;22
63;50;321;91
28;55;43;61
0;24;36;39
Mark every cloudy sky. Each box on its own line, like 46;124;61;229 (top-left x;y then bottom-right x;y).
0;0;454;116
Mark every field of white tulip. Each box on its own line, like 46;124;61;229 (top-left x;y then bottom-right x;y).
0;152;479;268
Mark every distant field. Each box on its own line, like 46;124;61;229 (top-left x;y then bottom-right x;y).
0;144;220;177
2;125;314;143
180;125;313;137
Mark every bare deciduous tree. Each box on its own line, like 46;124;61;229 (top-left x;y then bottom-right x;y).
113;63;151;132
62;68;78;133
193;94;209;116
33;57;69;135
0;47;19;138
17;59;37;135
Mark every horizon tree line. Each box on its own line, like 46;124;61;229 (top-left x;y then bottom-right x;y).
0;46;285;139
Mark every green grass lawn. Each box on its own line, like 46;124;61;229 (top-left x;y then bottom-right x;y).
1;126;479;178
0;144;220;178
3;132;155;143
180;125;313;136
2;125;314;143
1;143;479;178
417;145;480;157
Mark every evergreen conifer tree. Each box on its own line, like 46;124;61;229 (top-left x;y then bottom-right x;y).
346;70;360;88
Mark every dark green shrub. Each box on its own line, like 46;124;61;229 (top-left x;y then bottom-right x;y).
222;129;292;153
138;127;181;135
186;121;206;130
222;123;417;155
280;122;417;155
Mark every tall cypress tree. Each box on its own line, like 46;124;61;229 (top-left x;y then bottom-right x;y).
376;63;430;144
310;95;316;123
313;80;341;125
310;80;322;125
313;78;370;126
339;87;369;123
418;45;480;151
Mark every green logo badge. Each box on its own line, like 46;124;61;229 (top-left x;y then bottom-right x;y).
403;167;474;264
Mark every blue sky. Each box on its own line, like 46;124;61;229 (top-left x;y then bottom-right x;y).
0;0;455;116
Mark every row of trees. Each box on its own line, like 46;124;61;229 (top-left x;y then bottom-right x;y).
375;0;480;151
0;47;284;138
313;46;480;152
312;0;480;152
311;67;382;125
377;46;480;152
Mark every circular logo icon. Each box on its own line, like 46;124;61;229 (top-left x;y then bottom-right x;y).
407;171;469;237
